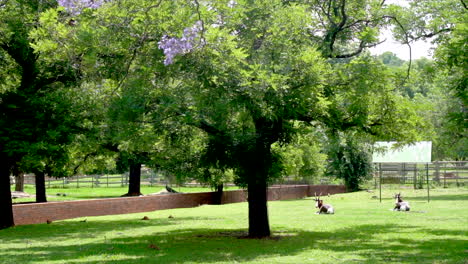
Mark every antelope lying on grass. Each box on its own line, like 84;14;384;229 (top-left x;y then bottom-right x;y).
314;193;334;214
394;193;410;211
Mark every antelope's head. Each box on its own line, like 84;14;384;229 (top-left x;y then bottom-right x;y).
394;193;403;203
314;192;323;208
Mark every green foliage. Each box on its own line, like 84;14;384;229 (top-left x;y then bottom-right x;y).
390;0;466;160
326;135;373;192
433;18;468;160
377;52;405;67
273;126;327;183
0;0;85;180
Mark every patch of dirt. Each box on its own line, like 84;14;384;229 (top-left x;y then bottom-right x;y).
195;231;290;240
149;189;179;195
11;191;34;199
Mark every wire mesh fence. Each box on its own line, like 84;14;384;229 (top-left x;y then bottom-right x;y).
16;168;164;188
371;161;468;189
14;172;338;189
11;161;466;189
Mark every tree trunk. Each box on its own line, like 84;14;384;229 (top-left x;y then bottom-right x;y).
214;183;224;205
247;179;270;238
0;163;14;229
15;171;24;192
35;171;47;203
242;119;278;238
246;130;272;238
126;161;142;196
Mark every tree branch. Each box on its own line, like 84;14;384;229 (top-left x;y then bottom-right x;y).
333;39;386;58
72;151;98;175
144;0;163;12
382;15;412;84
193;0;206;46
461;0;468;10
408;28;453;41
327;0;348;55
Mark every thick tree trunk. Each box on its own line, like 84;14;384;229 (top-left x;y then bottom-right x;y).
0;163;14;229
214;183;224;205
246;129;272;238
247;179;270;238
126;161;142;196
35;171;47;203
14;171;24;192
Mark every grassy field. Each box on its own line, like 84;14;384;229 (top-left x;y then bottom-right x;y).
11;185;227;203
1;188;467;264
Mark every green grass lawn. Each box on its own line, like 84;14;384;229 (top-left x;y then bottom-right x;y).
1;188;467;264
11;185;230;203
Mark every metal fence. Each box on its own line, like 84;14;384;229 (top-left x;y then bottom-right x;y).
16;169;166;188
372;161;468;189
12;161;466;189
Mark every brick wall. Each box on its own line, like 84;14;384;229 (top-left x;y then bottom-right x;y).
12;185;345;226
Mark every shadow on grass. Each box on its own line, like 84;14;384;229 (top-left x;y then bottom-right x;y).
1;216;216;242
1;222;466;264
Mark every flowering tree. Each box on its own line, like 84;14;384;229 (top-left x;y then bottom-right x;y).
158;21;204;65
155;0;427;237
58;0;105;15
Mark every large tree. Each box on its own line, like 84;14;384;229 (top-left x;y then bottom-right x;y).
0;0;83;228
155;0;427;237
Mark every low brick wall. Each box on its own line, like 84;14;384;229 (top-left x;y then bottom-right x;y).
13;185;345;226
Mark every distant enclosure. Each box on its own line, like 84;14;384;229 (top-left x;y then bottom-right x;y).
10;161;467;189
373;161;467;188
15;168;163;189
10;167;336;189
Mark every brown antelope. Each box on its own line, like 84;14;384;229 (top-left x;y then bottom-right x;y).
314;193;334;214
394;193;410;211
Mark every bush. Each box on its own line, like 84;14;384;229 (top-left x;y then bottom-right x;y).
326;137;373;192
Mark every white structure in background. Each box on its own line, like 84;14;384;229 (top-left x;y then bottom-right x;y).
373;141;433;203
372;141;432;163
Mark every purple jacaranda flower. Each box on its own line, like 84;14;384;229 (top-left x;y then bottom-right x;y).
158;21;203;65
57;0;105;15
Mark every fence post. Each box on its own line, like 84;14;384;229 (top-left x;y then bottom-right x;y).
426;163;430;202
374;164;378;189
443;163;447;188
379;163;382;203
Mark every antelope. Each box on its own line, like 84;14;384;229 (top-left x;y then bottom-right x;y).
314;193;334;214
394;193;410;211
